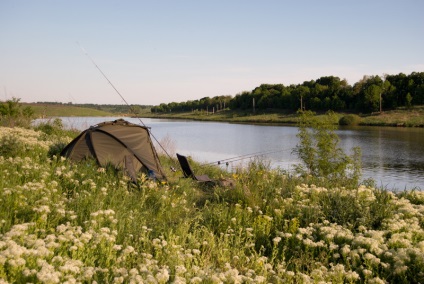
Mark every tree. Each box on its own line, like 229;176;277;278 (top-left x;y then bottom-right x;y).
406;93;413;109
363;84;382;112
129;105;142;116
331;95;346;110
294;86;310;110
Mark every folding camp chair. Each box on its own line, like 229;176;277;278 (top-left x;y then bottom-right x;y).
176;153;215;183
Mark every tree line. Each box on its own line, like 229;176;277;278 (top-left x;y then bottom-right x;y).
151;72;424;114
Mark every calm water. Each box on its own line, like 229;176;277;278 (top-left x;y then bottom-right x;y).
35;117;424;191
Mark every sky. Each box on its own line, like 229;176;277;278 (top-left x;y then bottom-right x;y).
1;1;423;106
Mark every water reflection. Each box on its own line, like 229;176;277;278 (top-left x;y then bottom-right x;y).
336;126;424;189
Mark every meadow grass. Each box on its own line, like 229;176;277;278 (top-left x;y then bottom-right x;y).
1;125;424;283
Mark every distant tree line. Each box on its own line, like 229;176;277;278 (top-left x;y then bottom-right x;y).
151;95;233;113
151;72;424;114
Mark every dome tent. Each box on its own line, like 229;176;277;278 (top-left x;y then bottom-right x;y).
60;119;166;181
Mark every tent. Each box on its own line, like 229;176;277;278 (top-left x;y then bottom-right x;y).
60;119;166;181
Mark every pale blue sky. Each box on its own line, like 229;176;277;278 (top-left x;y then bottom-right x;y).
1;0;423;105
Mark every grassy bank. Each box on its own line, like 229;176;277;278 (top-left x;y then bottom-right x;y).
144;106;424;127
1;125;424;283
360;106;424;127
27;103;115;118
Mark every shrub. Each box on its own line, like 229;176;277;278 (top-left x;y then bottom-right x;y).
47;141;69;158
0;134;24;158
0;97;34;128
339;114;361;126
34;118;65;135
34;118;76;157
294;110;362;188
0;127;48;158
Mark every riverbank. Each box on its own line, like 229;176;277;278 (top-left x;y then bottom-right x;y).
1;125;424;283
142;106;424;127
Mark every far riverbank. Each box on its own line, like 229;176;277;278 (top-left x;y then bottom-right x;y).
140;106;424;127
27;103;424;127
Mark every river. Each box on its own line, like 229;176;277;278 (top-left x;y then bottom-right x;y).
35;116;424;191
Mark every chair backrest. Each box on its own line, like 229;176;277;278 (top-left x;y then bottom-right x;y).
176;153;195;178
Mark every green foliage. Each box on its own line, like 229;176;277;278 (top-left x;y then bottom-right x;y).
339;114;362;126
294;110;362;188
0;97;34;127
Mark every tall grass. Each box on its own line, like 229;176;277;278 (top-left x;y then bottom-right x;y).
1;125;424;283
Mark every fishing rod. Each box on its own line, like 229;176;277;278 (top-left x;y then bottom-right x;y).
76;42;175;164
224;149;284;165
203;149;278;165
204;148;290;166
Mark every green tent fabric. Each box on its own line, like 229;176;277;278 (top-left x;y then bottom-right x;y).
60;119;166;181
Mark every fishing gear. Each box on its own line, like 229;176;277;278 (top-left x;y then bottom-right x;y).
77;42;176;166
204;148;291;167
204;149;276;165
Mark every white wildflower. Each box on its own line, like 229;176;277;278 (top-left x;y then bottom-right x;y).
254;275;266;283
368;277;386;284
273;236;282;245
113;245;123;251
156;268;170;283
363;269;373;277
123;245;135;254
190;277;203;283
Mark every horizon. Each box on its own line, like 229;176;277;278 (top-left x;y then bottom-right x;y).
1;1;423;105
